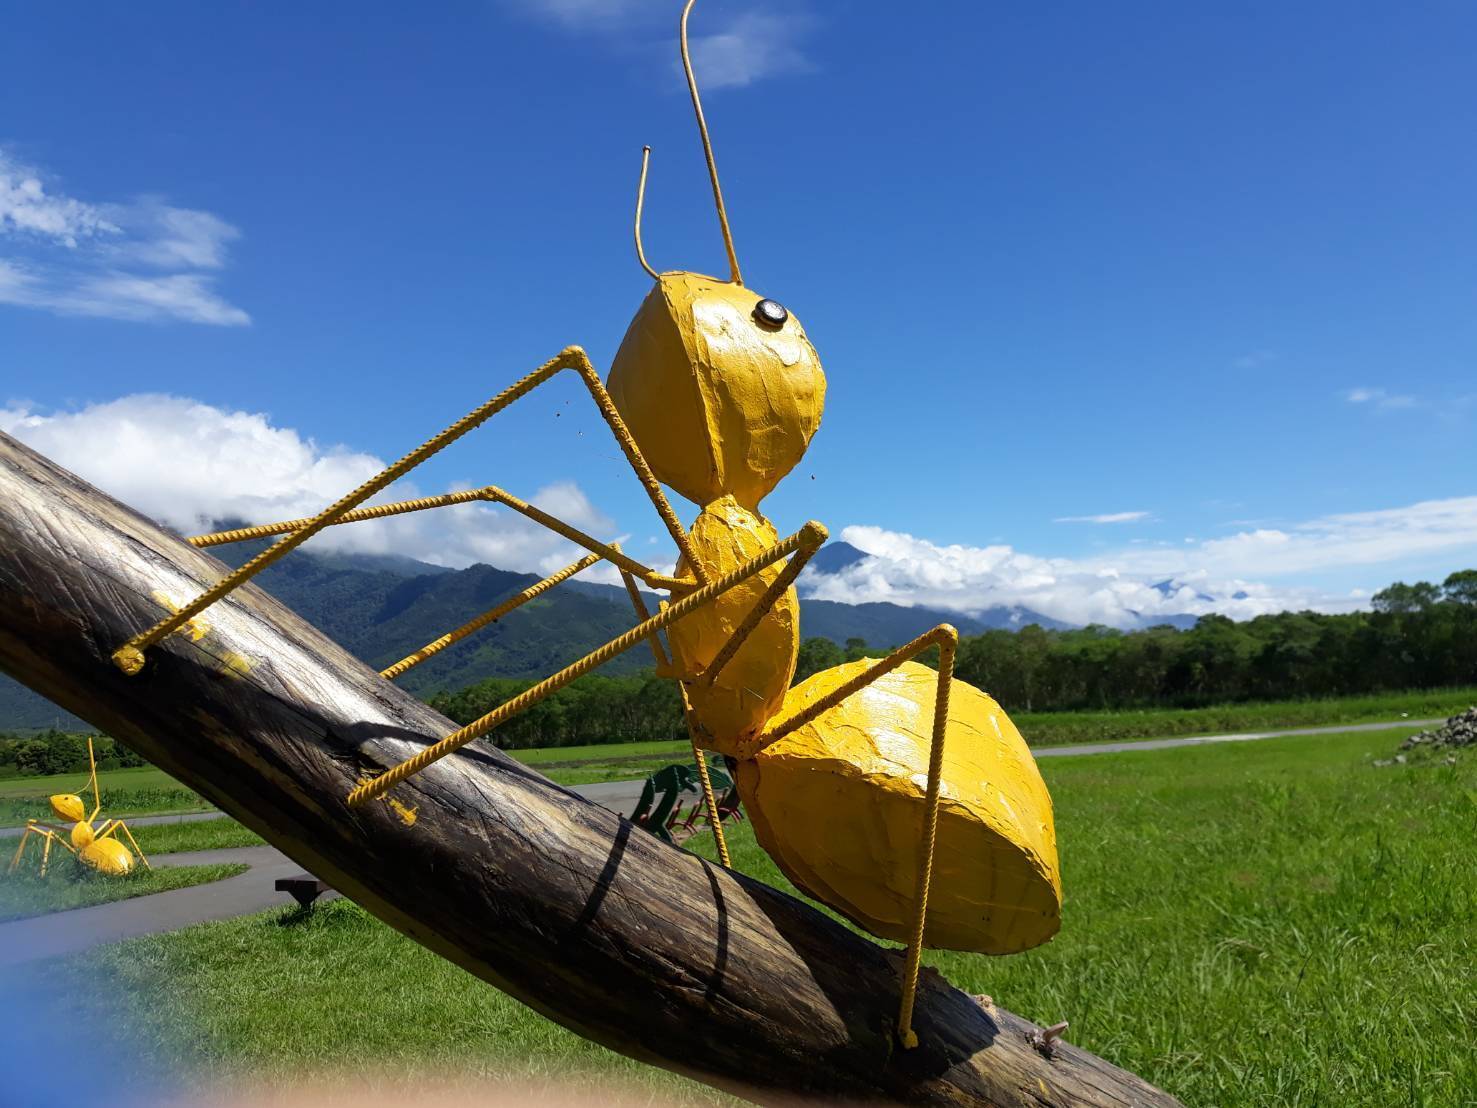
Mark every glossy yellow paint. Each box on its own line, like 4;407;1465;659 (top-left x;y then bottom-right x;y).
606;272;825;511
737;659;1061;954
93;0;1060;1050
79;837;136;876
70;819;96;850
666;496;799;752
8;738;150;880
49;793;85;822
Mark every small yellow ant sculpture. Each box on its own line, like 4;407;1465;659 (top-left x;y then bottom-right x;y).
7;737;150;878
111;0;1060;1046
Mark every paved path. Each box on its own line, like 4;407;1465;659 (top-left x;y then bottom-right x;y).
1030;716;1438;759
0;844;307;966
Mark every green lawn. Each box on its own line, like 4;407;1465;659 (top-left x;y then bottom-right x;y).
511;738;693;765
129;817;264;854
24;726;1474;1105
0;764;207;824
0;764;187;797
507;686;1477;785
1012;686;1477;747
0;862;248;922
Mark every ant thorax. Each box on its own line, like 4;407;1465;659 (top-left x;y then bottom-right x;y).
606;270;827;753
666;494;801;753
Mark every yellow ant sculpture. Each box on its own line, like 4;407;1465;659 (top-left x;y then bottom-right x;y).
7;737;150;878
110;0;1060;1047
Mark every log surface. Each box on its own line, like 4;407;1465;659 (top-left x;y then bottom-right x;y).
0;430;1181;1107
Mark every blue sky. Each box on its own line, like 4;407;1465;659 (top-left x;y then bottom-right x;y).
3;1;1476;627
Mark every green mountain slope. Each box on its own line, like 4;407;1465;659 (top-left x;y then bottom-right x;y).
0;544;1010;730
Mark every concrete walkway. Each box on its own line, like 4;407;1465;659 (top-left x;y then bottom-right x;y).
1029;716;1438;759
0;844;307;966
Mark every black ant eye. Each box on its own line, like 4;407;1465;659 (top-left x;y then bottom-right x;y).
753;298;788;328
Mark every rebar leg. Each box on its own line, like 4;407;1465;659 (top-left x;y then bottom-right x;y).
618;569;731;866
756;623;960;1049
114;347;700;673
347;523;827;807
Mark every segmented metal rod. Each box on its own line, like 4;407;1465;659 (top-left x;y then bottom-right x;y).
115;347;700;674
380;554;601;680
620;568;731;867
346;522;827;807
188;491;488;547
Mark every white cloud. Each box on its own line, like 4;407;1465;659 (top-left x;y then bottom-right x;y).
800;494;1477;629
510;1;815;90
1232;350;1276;369
0;158;119;245
0;396;617;576
0;150;248;326
1346;386;1416;410
513;0;652;31
684;12;813;90
1054;510;1153;524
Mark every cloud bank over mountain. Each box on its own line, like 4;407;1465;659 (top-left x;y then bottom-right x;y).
0;395;626;581
5;394;1474;629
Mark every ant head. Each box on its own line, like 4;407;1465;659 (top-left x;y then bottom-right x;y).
49;793;85;822
609;272;824;511
605;1;825;511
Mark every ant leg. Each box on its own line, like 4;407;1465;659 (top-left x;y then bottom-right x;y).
114;821;150;869
381;553;602;680
192;490;687;592
348;522;827;808
698;533;824;689
39;830;54;877
7;825;38;873
618;568;730;865
113;346;700;674
756;624;960;1050
8;824;71;875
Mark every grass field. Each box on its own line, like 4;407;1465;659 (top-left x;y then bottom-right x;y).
128;818;264;854
4;687;1471;799
516;688;1475;786
0;862;248;923
1011;686;1477;747
0;764;206;824
20;725;1473;1105
0;764;185;796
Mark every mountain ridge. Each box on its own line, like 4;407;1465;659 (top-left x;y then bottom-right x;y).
0;542;1055;730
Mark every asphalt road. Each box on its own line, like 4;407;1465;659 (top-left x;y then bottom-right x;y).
1029;716;1439;758
0;845;306;966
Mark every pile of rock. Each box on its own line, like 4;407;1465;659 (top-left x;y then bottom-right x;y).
1376;706;1477;766
1401;706;1477;752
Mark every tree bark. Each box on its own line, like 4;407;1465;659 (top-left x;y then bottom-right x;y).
0;431;1181;1107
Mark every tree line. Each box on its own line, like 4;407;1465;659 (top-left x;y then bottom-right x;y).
9;570;1475;758
954;570;1477;711
0;730;148;779
425;569;1477;748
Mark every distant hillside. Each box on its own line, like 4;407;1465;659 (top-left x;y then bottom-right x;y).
0;541;1055;730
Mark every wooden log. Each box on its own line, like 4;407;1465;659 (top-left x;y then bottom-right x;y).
0;430;1181;1107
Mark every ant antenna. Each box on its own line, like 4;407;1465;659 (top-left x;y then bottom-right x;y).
680;0;743;286
634;146;661;280
632;0;745;285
